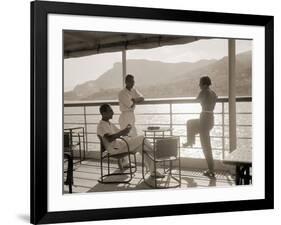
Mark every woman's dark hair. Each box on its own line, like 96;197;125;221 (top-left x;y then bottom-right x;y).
99;104;110;114
200;76;212;86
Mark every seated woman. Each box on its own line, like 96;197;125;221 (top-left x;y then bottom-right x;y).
183;76;217;177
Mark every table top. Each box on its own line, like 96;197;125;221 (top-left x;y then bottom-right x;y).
64;127;84;131
143;127;172;132
223;148;252;165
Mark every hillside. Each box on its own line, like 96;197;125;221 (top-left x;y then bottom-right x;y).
64;51;251;101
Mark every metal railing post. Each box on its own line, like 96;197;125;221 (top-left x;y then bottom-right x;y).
83;106;88;152
169;102;173;135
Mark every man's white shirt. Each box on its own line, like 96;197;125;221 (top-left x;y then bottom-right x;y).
118;87;143;112
97;120;121;151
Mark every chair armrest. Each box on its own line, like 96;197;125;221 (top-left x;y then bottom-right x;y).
113;137;130;155
101;136;130;156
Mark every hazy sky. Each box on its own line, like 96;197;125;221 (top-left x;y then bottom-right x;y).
64;39;252;91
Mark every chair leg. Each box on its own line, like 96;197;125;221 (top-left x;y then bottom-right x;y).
107;156;110;174
127;154;132;181
168;161;172;180
142;151;145;180
100;155;103;183
98;154;136;184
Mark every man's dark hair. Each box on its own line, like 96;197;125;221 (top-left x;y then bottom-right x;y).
99;104;110;114
125;74;134;82
200;76;212;86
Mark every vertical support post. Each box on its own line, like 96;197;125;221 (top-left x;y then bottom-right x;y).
222;102;225;159
122;50;126;88
228;39;237;152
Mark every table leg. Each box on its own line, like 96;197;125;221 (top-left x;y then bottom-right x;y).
244;165;250;185
235;165;241;185
64;153;73;193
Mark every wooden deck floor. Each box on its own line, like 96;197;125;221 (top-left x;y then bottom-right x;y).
64;159;236;194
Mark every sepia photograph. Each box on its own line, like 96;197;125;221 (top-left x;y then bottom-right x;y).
63;30;252;193
31;1;273;223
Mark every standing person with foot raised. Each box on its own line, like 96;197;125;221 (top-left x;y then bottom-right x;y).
183;76;217;177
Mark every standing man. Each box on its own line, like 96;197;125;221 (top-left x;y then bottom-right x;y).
118;74;144;137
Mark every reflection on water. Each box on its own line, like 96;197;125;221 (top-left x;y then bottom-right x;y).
64;102;252;159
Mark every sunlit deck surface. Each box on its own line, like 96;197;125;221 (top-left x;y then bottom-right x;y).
64;159;236;194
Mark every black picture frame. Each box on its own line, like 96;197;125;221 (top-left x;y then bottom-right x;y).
31;0;274;224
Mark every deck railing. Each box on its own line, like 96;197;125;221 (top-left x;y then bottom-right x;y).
64;96;252;160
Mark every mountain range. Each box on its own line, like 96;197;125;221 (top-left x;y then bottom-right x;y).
64;50;251;101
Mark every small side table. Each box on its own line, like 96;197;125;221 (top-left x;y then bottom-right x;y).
64;127;86;163
142;127;173;152
143;127;173;139
223;148;252;185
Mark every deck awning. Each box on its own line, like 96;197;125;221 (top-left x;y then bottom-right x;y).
64;30;205;58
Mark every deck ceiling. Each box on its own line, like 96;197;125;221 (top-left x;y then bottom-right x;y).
64;30;204;58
